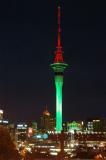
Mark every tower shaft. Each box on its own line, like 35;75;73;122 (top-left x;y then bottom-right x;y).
55;75;63;132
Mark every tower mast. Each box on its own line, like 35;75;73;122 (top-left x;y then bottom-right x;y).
50;6;68;133
54;6;63;63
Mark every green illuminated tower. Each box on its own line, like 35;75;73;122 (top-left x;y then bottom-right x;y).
50;6;68;133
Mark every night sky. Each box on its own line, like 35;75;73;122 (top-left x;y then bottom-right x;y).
0;0;106;124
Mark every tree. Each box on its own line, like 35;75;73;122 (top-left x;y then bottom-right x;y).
0;126;19;160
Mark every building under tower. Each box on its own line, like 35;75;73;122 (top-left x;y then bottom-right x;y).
50;6;68;133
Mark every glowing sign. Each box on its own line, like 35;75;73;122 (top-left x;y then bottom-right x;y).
28;128;33;134
34;133;48;139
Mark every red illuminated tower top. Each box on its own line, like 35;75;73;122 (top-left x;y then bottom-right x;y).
51;6;68;73
54;6;64;63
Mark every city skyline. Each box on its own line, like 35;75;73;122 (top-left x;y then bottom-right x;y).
0;1;106;123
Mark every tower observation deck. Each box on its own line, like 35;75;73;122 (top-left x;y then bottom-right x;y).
50;6;68;133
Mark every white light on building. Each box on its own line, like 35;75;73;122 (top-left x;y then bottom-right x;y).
0;109;3;120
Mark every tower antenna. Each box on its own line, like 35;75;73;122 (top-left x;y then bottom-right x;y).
57;6;61;48
54;6;63;63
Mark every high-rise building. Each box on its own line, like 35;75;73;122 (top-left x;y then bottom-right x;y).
85;118;106;133
16;123;28;142
93;118;106;132
40;108;55;132
50;6;68;132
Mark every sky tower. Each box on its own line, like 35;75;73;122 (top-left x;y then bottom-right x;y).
50;6;68;133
